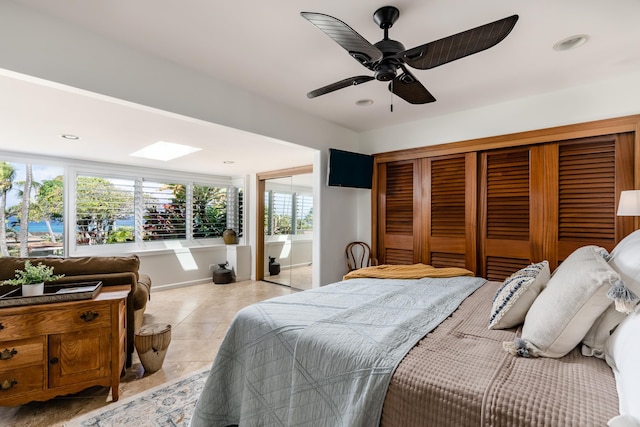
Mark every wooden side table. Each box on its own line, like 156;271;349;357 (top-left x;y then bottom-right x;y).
0;285;130;406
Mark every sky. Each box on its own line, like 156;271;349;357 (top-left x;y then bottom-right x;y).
4;162;63;207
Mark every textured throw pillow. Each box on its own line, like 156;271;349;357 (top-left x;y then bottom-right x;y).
488;261;550;330
605;311;640;422
608;229;640;312
504;245;620;358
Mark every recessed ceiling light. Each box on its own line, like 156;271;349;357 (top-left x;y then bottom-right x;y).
553;34;589;51
223;160;235;164
60;134;79;140
355;99;374;106
129;141;202;161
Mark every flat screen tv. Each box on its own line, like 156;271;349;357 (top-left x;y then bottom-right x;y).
327;148;373;189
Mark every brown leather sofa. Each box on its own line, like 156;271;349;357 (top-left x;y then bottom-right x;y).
0;254;151;366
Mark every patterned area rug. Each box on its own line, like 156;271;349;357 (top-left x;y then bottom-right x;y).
65;368;210;427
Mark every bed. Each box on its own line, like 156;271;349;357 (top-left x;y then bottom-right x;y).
190;232;640;427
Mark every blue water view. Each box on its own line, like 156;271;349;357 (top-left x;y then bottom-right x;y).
8;217;135;234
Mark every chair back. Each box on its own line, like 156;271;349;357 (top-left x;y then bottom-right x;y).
345;241;377;272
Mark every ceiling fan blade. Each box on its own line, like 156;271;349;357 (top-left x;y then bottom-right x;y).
389;70;436;104
307;76;375;99
401;15;519;70
301;12;384;68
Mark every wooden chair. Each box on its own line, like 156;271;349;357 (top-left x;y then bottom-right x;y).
345;241;378;272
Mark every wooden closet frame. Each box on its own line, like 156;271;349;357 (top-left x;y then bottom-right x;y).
371;114;640;266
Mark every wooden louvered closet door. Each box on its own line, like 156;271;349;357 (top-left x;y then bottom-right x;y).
478;134;635;279
377;160;421;264
374;117;638;281
479;146;537;281
552;134;635;266
423;153;477;272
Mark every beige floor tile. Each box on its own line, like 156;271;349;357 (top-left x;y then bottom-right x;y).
0;279;294;427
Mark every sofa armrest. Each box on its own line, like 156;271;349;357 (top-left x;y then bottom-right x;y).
136;274;151;304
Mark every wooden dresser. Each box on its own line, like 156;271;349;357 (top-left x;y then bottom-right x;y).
0;285;129;406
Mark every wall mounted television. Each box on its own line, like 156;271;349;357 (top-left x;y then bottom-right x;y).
327;148;374;189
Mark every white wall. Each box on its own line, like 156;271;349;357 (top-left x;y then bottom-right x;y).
135;244;252;291
360;71;640;154
136;246;227;290
0;2;361;287
357;71;640;243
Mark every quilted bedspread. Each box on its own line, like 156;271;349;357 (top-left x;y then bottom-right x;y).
189;276;485;427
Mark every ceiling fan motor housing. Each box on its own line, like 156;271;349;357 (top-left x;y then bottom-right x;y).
373;38;405;81
374;62;397;81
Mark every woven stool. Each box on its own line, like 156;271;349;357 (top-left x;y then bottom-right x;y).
135;323;171;373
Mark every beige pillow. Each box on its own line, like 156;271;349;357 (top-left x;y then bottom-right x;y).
504;245;620;358
489;261;550;330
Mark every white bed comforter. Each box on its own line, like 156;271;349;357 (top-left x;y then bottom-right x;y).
190;276;486;427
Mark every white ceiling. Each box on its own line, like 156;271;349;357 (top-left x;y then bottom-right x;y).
3;0;640;177
0;70;316;179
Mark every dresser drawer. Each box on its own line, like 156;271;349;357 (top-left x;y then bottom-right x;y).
0;365;44;401
0;302;111;340
0;336;44;370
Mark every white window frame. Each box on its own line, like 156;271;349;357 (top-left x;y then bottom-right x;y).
0;151;246;257
69;166;244;255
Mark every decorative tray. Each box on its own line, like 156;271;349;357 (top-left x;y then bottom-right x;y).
0;281;103;308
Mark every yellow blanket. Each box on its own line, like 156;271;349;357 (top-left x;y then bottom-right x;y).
343;263;474;280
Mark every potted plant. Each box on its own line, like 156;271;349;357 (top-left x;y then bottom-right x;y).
3;261;64;297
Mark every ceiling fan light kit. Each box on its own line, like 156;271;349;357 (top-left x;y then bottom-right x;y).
301;6;518;106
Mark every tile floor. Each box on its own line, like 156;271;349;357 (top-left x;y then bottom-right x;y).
0;280;295;427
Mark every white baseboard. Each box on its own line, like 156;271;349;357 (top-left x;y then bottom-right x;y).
152;276;252;293
152;278;212;292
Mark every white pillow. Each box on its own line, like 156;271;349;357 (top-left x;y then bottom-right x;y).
605;311;640;421
608;229;640;310
582;305;626;358
504;245;619;358
608;415;640;427
489;261;550;330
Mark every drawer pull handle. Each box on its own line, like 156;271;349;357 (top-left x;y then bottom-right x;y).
80;311;99;322
50;357;59;365
0;379;17;391
0;323;4;330
0;348;17;360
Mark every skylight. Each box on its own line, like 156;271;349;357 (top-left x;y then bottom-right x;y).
129;141;202;161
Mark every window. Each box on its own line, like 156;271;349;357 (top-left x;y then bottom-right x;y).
0;155;244;256
0;161;65;257
295;193;313;235
74;173;243;246
141;181;187;241
264;189;312;236
191;185;242;239
75;175;135;245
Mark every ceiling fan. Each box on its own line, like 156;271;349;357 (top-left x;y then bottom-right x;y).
301;6;518;105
